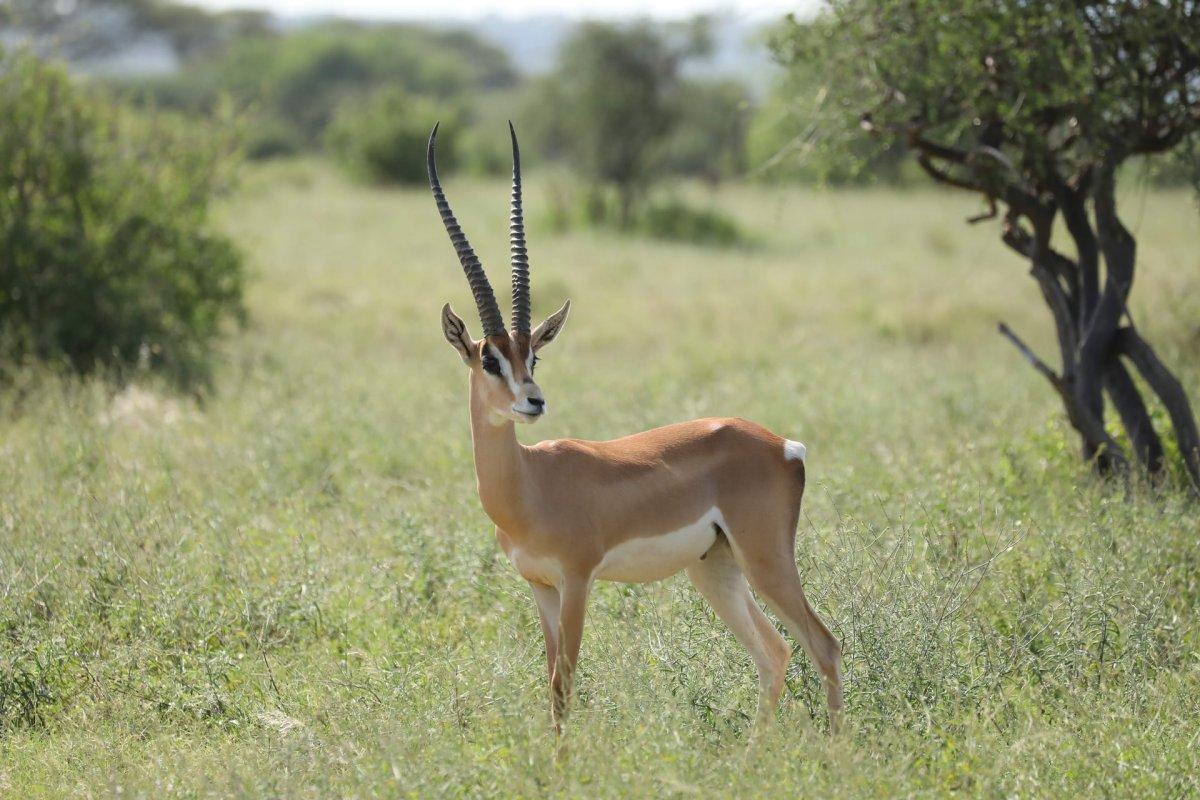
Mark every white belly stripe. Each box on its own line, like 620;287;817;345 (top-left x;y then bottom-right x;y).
595;507;724;584
508;548;562;585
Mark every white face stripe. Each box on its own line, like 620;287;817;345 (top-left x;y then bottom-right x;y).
487;343;522;397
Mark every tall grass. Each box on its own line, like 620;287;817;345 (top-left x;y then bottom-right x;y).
1;161;1198;796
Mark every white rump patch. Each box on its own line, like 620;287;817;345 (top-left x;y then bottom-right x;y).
595;507;723;584
784;440;807;462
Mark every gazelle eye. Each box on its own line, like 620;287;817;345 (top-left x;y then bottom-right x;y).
480;353;502;376
531;355;540;373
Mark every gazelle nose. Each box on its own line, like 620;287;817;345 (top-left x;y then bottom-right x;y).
526;397;545;409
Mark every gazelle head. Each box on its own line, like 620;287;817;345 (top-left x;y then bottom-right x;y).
430;122;570;425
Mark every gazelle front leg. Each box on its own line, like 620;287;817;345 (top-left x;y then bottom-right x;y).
550;574;591;732
528;582;560;682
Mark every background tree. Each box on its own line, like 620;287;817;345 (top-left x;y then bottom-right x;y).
529;20;711;226
775;0;1200;492
662;79;751;186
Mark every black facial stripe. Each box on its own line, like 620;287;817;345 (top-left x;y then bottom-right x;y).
480;347;502;375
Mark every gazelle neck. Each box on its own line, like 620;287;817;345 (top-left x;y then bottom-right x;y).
468;379;528;532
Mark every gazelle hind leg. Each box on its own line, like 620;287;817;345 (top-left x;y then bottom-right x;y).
737;547;844;733
687;540;790;730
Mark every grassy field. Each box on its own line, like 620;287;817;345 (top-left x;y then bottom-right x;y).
2;161;1199;797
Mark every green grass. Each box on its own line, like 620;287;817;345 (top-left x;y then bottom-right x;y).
2;161;1199;797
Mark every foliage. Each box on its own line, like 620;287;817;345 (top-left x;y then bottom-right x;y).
747;64;909;184
1;163;1198;793
1140;138;1200;193
325;88;448;185
0;51;244;390
529;20;711;225
772;1;1200;192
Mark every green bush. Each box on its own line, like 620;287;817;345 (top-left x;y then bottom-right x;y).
0;52;245;391
638;198;745;246
243;115;303;161
325;88;449;185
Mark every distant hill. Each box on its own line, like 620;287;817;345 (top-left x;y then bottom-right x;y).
0;4;779;93
0;0;268;77
439;13;780;94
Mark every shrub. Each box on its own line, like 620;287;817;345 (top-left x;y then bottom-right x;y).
0;52;245;391
243;116;303;161
638;198;745;247
325;88;449;185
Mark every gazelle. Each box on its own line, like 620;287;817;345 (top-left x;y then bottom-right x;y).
428;122;843;735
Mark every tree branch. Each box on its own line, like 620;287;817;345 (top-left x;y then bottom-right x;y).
998;322;1128;473
1000;214;1080;367
1050;172;1099;325
1030;262;1079;378
916;153;988;194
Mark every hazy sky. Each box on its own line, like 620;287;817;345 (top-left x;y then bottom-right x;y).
188;0;810;21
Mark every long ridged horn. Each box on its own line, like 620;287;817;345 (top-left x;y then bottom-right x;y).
508;121;531;336
427;122;505;338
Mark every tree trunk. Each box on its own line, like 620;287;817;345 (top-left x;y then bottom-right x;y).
1115;327;1200;490
997;168;1199;496
616;184;637;229
1103;358;1164;473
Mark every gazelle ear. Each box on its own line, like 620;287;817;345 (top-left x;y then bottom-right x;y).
441;303;473;363
531;300;571;353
